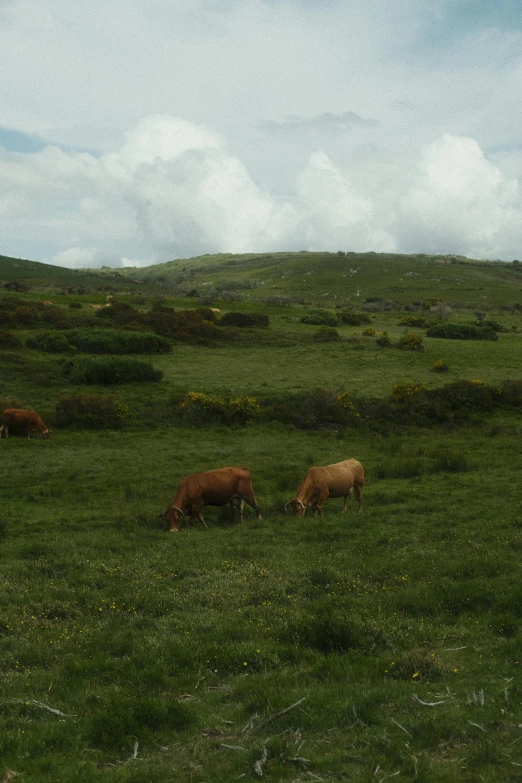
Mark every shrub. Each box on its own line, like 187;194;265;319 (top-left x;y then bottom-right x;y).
66;328;171;354
397;332;424;351
339;311;371;326
313;326;340;341
219;312;269;328
426;323;498;341
26;330;72;353
62;357;163;384
195;307;216;322
0;331;22;350
482;319;508;333
398;315;428;327
300;309;339;327
432;359;449;373
362;327;376;336
55;393;129;429
68;301;83;309
375;331;391;347
392;381;427;405
271;387;359;430
178;392;260;427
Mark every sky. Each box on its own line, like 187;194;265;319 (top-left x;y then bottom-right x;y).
0;0;521;268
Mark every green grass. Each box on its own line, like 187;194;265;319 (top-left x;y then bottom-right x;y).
1;251;522;781
1;427;522;781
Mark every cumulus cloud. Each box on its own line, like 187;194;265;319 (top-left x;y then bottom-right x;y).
260;111;378;136
398;133;522;257
0;115;521;267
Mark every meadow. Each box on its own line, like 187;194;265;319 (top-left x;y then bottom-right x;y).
1;251;522;782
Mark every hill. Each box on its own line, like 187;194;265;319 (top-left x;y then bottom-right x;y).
2;250;522;306
117;250;522;307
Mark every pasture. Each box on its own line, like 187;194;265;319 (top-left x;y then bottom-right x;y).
1;251;522;781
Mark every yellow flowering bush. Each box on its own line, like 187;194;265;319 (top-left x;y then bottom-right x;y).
337;393;360;417
179;391;260;427
392;381;427;405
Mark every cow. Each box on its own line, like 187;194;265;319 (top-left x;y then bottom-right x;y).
89;304;103;310
0;408;52;440
106;295;115;302
285;459;364;517
163;466;262;532
42;300;53;306
210;308;221;314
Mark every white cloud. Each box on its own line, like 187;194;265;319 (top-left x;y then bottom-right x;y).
398;133;521;257
1;2;522;264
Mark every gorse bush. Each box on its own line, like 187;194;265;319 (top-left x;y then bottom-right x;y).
432;359;449;373
26;330;72;353
62;357;163;385
426;323;498;341
178;391;260;427
339;311;371;326
66;328;171;354
219;312;269;328
392;381;427;405
313;326;340;341
272;387;360;430
55;393;129;429
376;331;391;347
397;332;424;351
398;315;429;327
300;309;339;327
0;330;22;350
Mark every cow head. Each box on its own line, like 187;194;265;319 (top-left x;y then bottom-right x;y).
285;499;307;517
42;428;52;440
162;506;184;532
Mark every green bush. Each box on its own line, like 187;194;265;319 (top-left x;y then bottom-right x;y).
300;309;339;327
313;326;340;341
62;357;163;384
26;330;72;353
219;312;269;328
339;311;371;326
66;328;171;354
0;331;22;350
178;391;260;427
426;323;498;341
55;393;129;429
376;332;391;347
398;315;428;327
397;332;424;351
68;301;83;309
271;387;359;430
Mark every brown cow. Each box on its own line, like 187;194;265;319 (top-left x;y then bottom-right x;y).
163;466;262;532
42;300;53;306
285;459;364;517
89;304;103;310
0;408;52;440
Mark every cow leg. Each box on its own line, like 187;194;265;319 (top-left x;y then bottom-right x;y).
0;426;4;439
341;492;351;513
4;426;8;439
353;484;363;512
194;507;208;528
314;489;329;516
230;497;245;524
241;492;262;520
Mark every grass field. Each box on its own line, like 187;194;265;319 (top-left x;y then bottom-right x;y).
1;251;522;781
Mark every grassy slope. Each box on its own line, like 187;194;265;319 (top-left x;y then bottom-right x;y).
119;251;522;307
1;252;522;781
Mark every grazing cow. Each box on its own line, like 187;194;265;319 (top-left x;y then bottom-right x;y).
285;459;364;517
89;304;103;310
163;466;262;532
106;295;115;302
42;300;53;306
210;308;221;314
0;408;52;440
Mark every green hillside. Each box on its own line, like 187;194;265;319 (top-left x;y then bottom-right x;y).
118;250;522;307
